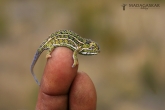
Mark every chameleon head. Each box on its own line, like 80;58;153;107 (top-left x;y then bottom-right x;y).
79;39;100;55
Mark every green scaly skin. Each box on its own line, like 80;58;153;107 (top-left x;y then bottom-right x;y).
30;30;100;85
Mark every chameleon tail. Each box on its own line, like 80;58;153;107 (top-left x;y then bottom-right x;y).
30;50;43;86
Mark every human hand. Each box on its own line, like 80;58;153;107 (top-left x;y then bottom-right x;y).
35;47;97;110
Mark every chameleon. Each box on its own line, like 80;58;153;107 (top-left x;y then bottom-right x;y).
30;30;100;85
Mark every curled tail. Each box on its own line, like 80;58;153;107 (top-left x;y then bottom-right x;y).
30;50;43;86
30;36;50;85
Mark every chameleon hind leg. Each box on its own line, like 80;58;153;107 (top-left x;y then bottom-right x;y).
46;46;55;59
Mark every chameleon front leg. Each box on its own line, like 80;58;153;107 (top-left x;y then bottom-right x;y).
72;47;81;67
46;46;55;59
72;50;78;67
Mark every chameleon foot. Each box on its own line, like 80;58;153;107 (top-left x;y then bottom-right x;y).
46;54;51;59
72;61;79;68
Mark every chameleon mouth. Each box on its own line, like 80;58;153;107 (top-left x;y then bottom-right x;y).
81;52;98;55
90;53;98;55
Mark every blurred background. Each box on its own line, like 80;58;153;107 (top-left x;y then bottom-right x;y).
0;0;165;110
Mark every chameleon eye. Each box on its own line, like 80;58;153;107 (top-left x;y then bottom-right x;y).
89;44;95;49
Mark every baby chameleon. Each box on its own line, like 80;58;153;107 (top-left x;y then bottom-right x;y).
30;30;100;85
